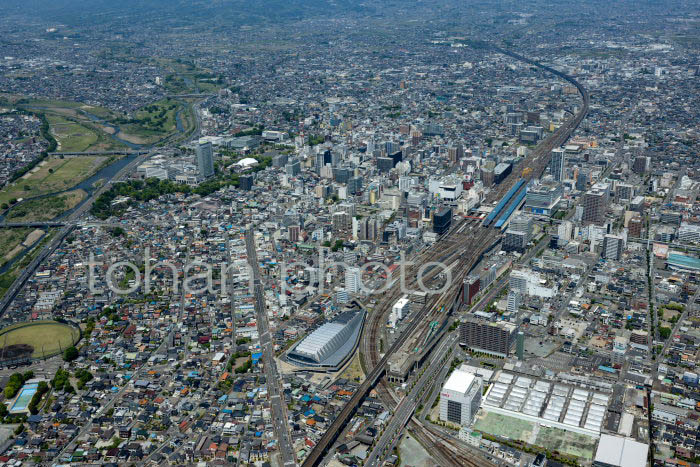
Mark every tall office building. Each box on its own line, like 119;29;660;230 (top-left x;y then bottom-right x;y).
288;225;300;242
239;174;254;191
583;189;606;225
285;158;301;177
507;291;522;314
196;142;215;178
632;156;650;174
463;275;481;306
628;215;643;238
615;183;634;202
345;267;361;294
377;157;393;173
516;332;525;360
509;269;529;295
602;234;625;260
551;148;565;182
576;169;589;191
315;151;325;174
503;214;533;252
439;369;482;427
448;144;464;164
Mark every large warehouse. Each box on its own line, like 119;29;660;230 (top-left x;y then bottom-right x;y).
287;309;365;371
482;372;611;436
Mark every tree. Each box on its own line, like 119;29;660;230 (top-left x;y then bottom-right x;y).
659;327;672;340
63;346;79;362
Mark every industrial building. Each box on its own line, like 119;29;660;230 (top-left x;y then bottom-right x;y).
482;372;611;437
287;309;366;371
593;434;648;467
439;369;482;427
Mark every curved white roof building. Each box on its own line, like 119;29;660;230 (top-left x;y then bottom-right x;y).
287;309;365;371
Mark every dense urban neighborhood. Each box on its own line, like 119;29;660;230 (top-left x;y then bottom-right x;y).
0;1;699;466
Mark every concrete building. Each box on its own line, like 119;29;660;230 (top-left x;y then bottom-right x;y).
631;156;650;175
602;234;625;261
345;267;361;294
439;369;482;426
551;148;565;182
615;183;634;202
524;181;563;216
285;158;301;177
196;141;215;178
678;223;700;243
459;317;517;357
503;214;533;253
583;189;606;225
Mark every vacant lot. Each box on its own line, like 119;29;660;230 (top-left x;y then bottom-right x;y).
474;411;536;441
0;156;100;205
535;426;597;460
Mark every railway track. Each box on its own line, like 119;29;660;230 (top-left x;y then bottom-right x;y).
302;43;589;467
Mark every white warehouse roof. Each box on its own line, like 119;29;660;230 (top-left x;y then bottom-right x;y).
594;434;648;467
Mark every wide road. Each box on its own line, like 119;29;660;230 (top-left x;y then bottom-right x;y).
365;333;456;467
245;228;297;467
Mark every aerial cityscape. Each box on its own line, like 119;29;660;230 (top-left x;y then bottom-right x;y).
0;1;699;466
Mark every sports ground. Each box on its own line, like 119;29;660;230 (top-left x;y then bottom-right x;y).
0;320;80;359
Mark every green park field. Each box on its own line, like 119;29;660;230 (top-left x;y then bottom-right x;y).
0;156;100;206
0;321;80;360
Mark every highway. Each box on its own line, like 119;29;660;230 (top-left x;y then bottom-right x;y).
302;43;590;467
245;228;297;467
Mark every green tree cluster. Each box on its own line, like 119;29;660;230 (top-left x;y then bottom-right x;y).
27;381;49;415
3;371;33;399
51;368;74;393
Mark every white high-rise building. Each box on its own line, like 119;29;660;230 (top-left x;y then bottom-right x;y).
345;267;361;294
440;369;482;427
558;220;573;244
507;291;522;314
509;269;529;295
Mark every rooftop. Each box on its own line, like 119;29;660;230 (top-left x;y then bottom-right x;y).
443;369;477;395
